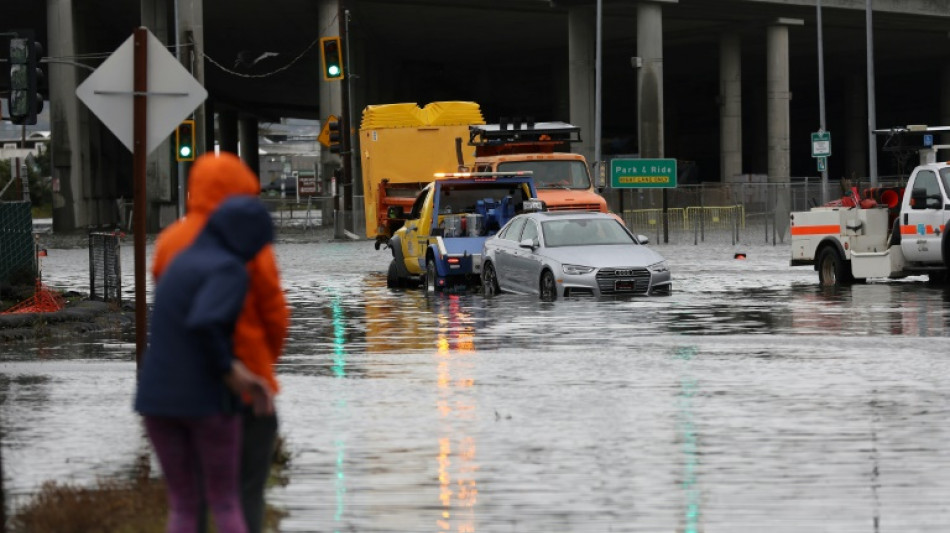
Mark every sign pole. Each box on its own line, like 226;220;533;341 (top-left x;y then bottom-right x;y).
133;27;148;369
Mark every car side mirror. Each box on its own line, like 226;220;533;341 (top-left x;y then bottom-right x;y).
910;188;929;210
637;234;650;245
519;238;537;250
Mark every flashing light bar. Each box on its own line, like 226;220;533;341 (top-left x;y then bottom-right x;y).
433;171;534;178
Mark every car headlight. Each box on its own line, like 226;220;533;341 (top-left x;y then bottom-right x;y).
648;260;669;273
562;264;595;275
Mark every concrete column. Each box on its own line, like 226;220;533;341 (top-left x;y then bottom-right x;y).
177;0;206;156
568;5;595;164
47;0;83;232
845;74;868;181
239;117;260;178
940;63;950;161
218;109;239;154
142;0;174;228
766;24;791;184
766;20;800;240
719;33;742;182
637;2;664;159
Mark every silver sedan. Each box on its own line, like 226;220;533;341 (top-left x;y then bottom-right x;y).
481;211;672;300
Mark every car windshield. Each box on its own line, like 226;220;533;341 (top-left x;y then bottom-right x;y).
542;218;635;247
497;160;591;189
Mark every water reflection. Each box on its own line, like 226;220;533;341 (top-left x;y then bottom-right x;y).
674;346;700;533
7;241;950;531
433;295;478;533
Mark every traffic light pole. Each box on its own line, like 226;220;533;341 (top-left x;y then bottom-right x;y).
338;5;353;229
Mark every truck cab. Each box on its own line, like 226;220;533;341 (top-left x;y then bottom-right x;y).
387;172;539;291
469;121;609;214
899;162;950;266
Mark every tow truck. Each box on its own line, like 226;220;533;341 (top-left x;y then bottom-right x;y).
385;171;540;292
790;125;950;285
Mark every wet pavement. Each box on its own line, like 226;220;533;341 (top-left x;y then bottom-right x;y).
3;236;950;532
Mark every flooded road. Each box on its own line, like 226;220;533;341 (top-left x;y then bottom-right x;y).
4;238;950;531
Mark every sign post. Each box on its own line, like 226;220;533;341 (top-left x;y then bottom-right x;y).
76;27;208;367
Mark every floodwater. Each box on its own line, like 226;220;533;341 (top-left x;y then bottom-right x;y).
3;237;950;532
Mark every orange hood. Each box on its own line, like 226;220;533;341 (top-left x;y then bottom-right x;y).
186;152;261;215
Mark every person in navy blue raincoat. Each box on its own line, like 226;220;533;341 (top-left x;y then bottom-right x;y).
135;196;275;533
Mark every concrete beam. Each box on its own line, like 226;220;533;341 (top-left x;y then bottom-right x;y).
738;0;950;17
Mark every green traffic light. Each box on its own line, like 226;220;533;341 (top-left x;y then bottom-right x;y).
328;65;340;77
179;146;192;158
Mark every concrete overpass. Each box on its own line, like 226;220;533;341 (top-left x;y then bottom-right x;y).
6;0;950;232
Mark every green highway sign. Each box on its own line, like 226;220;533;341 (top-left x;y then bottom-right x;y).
610;158;677;189
811;131;831;157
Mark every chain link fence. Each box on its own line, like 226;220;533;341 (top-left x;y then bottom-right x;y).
88;231;122;303
615;180;903;246
0;202;36;286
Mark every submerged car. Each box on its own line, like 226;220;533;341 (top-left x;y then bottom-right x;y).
481;211;671;300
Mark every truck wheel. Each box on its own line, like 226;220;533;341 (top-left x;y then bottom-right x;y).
482;261;500;297
539;270;558;301
425;258;440;293
817;246;852;287
386;260;403;289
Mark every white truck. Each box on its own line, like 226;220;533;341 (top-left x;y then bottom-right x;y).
790;126;950;286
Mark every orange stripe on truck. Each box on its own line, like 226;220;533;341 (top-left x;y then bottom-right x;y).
901;224;947;235
790;224;840;235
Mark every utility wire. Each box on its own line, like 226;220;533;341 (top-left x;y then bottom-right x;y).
201;36;320;79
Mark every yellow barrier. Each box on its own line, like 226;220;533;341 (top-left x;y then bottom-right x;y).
624;206;746;232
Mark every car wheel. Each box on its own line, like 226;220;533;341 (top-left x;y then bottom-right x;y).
482;261;500;297
539;270;557;301
425;258;439;293
817;246;852;287
386;260;403;289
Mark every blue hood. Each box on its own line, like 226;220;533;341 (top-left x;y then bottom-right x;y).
204;196;274;261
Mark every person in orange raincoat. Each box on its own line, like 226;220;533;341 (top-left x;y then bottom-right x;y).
152;152;290;533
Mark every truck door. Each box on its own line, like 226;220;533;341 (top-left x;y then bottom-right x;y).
401;188;432;275
900;168;947;264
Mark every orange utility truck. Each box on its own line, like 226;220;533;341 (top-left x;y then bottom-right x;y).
468;120;609;214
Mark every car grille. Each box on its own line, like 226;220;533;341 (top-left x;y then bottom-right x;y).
547;204;603;212
596;267;651;294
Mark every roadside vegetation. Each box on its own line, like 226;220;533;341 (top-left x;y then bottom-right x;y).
8;436;290;532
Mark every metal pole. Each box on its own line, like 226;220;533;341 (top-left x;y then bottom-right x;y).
338;5;353;232
345;8;358;234
133;27;148;369
594;0;602;171
817;0;828;203
866;0;879;186
174;0;185;217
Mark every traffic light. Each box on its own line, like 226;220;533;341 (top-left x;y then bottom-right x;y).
320;36;344;81
326;116;342;154
8;30;44;125
175;120;196;161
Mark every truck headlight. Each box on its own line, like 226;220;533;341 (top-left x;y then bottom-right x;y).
562;264;595;275
648;261;668;273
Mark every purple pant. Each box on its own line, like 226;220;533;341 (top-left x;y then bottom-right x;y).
144;414;247;533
